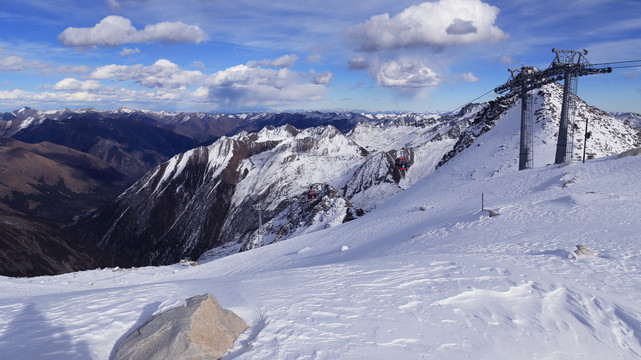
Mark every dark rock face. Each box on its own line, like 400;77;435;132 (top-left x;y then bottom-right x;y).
342;149;413;199
0;209;111;277
11;117;200;181
0;138;128;225
77;138;283;266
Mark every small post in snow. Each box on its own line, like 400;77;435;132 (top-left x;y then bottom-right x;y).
482;193;484;211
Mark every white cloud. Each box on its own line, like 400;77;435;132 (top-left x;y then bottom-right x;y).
205;64;327;108
374;58;439;88
106;0;120;10
456;72;480;82
53;78;102;91
345;0;508;52
446;18;477;35
247;54;299;68
313;71;334;85
193;86;209;99
58;16;209;48
0;85;187;106
0;54;47;72
348;57;369;71
192;61;206;71
91;59;204;89
120;47;140;56
11;55;330;110
0;89;28;100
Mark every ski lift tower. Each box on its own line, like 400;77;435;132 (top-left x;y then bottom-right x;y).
546;49;612;164
494;49;612;170
494;66;555;170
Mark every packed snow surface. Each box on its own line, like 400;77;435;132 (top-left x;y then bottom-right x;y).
2;147;641;358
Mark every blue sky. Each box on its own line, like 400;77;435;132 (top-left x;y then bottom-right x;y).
0;0;639;113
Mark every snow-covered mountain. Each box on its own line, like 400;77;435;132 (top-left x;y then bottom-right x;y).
612;111;641;131
76;83;639;268
2;86;641;358
0;107;442;143
77;124;396;266
77;104;491;267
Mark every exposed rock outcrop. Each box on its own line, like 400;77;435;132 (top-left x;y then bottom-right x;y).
114;294;247;360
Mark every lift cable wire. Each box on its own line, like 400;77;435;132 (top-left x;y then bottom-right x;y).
609;64;641;69
591;59;641;66
447;88;496;115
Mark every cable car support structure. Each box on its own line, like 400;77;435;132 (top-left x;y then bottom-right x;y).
494;49;613;170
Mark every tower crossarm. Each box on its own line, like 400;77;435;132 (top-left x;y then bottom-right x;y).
542;63;612;78
494;66;559;96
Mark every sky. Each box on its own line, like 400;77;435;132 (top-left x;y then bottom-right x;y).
0;0;639;113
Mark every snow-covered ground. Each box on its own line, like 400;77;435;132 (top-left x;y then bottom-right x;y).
2;106;641;359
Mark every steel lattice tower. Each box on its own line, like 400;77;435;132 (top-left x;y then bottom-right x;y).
494;49;612;170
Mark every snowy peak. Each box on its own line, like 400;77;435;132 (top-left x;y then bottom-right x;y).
80;123;373;265
435;83;640;181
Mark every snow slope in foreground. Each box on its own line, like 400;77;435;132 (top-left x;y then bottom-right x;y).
2;150;641;359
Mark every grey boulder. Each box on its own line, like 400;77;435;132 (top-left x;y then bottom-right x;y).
114;293;248;360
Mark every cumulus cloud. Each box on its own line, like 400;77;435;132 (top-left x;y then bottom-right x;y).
0;53;47;72
345;0;508;52
0;89;28;100
446;18;477;35
53;78;102;91
374;58;439;88
456;72;480;82
204;64;327;108
29;55;331;109
313;71;334;85
348;57;369;71
91;59;204;89
58;16;209;48
247;54;299;68
120;47;140;56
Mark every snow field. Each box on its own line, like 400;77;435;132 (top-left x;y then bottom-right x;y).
2;151;641;359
